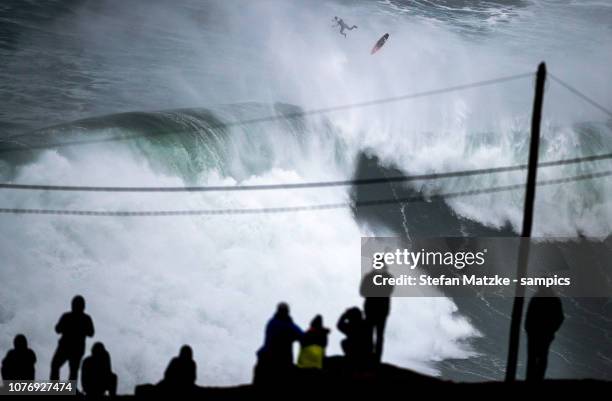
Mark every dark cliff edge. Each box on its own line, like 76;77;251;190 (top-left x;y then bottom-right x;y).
130;355;611;398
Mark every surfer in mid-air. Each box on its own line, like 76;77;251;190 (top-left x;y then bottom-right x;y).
332;16;358;37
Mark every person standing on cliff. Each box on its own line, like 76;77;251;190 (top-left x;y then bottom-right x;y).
525;286;564;381
254;302;303;384
50;295;95;382
360;263;394;362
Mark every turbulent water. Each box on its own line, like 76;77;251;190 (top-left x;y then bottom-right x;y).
1;0;611;392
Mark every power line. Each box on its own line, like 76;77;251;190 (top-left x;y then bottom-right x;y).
549;74;612;118
0;170;609;217
0;72;532;154
1;152;610;192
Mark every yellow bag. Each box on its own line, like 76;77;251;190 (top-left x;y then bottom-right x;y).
297;345;324;369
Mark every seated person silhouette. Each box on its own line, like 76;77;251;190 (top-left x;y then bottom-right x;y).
81;342;117;397
337;307;373;365
1;334;36;380
159;345;197;393
297;315;330;370
50;295;95;381
525;286;564;381
254;302;303;384
360;264;394;362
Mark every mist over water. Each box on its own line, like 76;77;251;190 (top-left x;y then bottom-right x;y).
1;0;611;392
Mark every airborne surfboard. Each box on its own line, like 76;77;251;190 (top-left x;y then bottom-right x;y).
371;33;389;55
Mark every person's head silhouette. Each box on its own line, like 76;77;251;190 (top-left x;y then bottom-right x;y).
71;295;86;313
347;307;362;321
179;345;193;360
13;334;27;350
276;302;289;318
311;315;323;329
91;342;105;357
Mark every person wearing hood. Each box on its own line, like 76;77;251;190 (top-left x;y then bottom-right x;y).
297;315;330;369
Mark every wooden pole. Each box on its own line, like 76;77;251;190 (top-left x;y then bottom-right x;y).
505;62;546;382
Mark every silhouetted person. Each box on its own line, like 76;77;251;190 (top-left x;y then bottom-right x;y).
81;342;117;397
297;315;330;369
254;302;303;384
525;286;564;381
1;334;36;380
337;307;372;364
159;345;197;393
50;295;95;381
332;16;358;37
360;264;394;362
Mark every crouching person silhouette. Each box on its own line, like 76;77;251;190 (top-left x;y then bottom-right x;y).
1;334;36;380
337;307;373;367
297;315;330;370
50;295;95;381
254;302;303;385
81;342;117;397
525;286;564;381
158;345;197;395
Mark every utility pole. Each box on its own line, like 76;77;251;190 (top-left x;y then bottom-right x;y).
505;62;547;382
